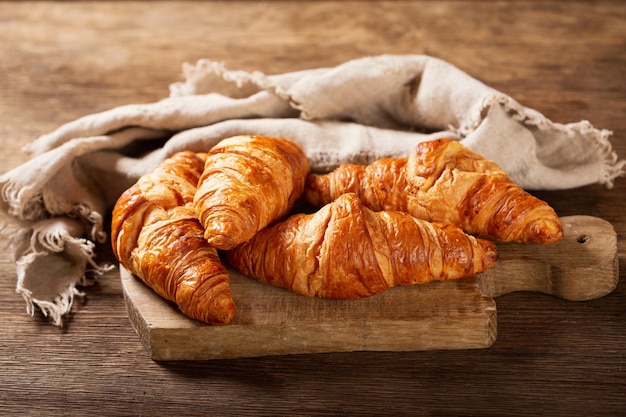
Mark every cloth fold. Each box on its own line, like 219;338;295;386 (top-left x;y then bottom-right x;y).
1;54;623;326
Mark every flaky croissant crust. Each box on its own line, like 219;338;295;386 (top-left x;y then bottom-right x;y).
112;136;567;321
111;151;235;325
304;138;563;244
226;193;498;299
194;135;310;250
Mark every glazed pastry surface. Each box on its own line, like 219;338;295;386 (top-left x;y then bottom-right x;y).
194;135;310;250
226;193;498;299
304;138;563;244
111;151;235;324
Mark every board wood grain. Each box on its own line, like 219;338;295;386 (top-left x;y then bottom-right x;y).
122;215;617;360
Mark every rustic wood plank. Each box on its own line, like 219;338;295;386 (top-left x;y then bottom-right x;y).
123;269;497;360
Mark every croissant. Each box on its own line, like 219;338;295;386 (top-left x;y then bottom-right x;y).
225;193;498;299
304;138;563;244
194;135;310;250
111;151;235;325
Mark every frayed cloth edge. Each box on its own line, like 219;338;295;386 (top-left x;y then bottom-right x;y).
16;258;115;327
455;94;625;187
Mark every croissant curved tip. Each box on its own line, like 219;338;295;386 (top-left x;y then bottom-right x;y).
183;284;236;325
196;294;236;325
523;218;564;244
478;240;499;270
205;232;239;251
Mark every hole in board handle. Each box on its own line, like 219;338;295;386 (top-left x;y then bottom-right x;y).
576;235;590;244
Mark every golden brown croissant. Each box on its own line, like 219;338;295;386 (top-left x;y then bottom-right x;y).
225;193;498;299
304;138;563;244
194;135;310;250
111;151;235;325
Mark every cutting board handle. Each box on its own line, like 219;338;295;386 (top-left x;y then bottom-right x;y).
477;216;618;301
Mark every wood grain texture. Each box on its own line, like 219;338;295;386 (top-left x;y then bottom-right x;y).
1;1;625;416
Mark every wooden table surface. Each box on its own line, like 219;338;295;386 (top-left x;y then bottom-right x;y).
1;1;625;416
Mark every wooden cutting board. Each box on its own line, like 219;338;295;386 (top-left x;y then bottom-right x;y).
121;215;618;361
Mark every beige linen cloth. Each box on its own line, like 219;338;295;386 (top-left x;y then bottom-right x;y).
1;54;623;326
